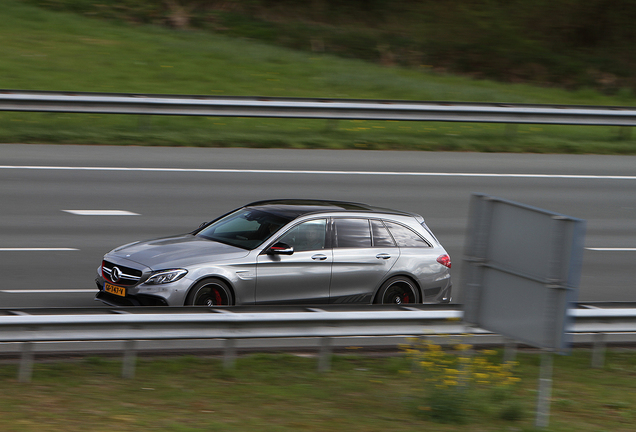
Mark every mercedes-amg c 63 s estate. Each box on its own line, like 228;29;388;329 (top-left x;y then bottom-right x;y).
95;200;452;306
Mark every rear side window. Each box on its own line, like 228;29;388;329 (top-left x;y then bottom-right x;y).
334;219;371;248
370;220;396;247
384;221;430;247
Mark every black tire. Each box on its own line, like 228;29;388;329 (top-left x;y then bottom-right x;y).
185;278;233;306
375;277;420;305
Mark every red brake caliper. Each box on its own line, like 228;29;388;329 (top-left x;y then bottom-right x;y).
213;288;223;305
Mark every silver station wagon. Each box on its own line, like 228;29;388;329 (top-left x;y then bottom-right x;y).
95;200;452;306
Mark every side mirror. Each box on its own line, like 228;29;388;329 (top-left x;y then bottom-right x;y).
267;242;294;255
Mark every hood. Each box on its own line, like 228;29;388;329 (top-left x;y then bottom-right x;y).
107;235;250;269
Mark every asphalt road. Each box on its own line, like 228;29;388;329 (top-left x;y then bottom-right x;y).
1;144;634;308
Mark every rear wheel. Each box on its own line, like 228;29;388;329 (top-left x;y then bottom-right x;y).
186;279;233;306
375;277;420;305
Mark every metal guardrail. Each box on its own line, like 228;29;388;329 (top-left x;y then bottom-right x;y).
1;89;635;125
1;304;635;381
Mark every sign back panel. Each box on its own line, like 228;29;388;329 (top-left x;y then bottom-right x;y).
461;194;586;352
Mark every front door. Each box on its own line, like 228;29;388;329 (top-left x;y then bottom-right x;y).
256;219;331;304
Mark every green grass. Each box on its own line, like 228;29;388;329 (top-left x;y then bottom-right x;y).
1;0;635;153
23;0;636;92
0;350;635;431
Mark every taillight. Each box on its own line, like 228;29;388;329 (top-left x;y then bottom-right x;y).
437;254;451;268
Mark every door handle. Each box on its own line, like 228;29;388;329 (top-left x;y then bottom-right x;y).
376;253;391;260
312;254;328;261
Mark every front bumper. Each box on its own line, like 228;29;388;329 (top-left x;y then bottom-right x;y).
95;278;169;306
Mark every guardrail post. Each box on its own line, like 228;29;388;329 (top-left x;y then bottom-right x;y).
18;341;34;383
318;337;332;372
505;123;518;138
618;126;632;140
591;333;606;368
223;339;236;369
122;340;137;379
457;335;474;388
503;338;517;363
325;119;338;131
138;115;151;132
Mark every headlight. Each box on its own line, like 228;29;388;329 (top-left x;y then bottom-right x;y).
145;269;188;285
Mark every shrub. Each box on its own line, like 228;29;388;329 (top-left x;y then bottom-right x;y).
403;337;522;423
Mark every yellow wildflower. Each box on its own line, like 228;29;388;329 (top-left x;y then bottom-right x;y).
454;344;472;351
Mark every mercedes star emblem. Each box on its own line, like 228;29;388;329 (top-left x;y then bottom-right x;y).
111;266;122;283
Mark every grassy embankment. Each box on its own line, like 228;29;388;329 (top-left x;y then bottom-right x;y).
26;0;636;92
0;350;635;431
1;0;634;153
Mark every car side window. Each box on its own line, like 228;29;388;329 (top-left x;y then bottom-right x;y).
384;221;430;247
277;219;327;252
370;220;396;247
334;218;372;248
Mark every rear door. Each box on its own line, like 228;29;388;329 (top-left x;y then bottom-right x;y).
329;218;399;303
383;221;445;301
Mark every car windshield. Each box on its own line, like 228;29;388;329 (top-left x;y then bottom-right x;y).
196;209;291;250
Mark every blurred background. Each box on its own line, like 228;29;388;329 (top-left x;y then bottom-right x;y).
2;0;635;152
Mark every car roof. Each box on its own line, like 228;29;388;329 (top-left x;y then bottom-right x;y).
244;199;414;220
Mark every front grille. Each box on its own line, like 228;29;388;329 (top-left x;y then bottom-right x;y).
102;260;142;286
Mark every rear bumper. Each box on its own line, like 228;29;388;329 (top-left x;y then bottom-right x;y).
440;283;452;303
422;282;452;304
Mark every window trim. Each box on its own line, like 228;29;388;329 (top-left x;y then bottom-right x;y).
331;217;373;249
260;217;331;254
369;218;397;248
382;219;432;248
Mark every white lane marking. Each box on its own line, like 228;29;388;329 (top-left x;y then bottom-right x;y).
0;289;96;293
0;248;79;251
1;165;636;180
63;210;139;216
586;248;636;251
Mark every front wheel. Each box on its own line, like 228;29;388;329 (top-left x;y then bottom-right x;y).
185;279;233;306
375;277;420;305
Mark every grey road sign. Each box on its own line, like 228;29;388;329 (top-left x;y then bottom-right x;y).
462;193;586;352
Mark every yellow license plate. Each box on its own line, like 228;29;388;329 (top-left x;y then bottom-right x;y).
104;282;126;297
